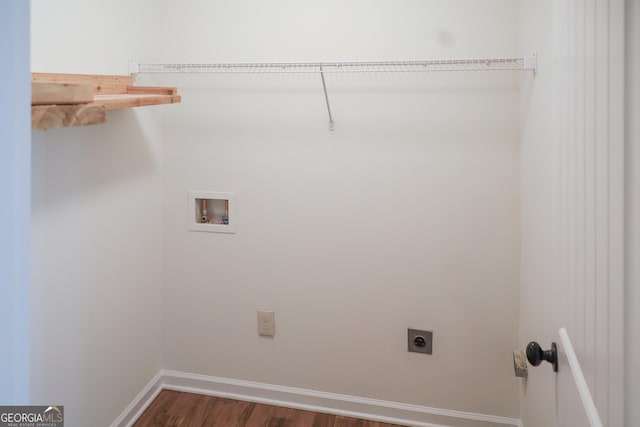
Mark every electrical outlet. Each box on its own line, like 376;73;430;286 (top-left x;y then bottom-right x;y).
408;328;433;354
257;309;275;337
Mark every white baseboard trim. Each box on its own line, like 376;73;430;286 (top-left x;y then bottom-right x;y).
110;371;164;427
113;370;523;427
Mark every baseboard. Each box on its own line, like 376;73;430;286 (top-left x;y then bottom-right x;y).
110;371;164;427
112;369;522;427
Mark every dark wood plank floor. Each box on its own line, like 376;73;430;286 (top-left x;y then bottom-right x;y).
134;390;407;427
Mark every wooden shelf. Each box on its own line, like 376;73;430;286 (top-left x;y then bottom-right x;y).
31;73;181;130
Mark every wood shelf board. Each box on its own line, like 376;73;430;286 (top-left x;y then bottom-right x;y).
32;73;133;95
32;104;106;130
126;86;177;95
94;93;182;110
31;72;180;130
32;82;94;105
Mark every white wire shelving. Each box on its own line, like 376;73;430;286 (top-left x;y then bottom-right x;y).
129;54;537;131
129;55;537;75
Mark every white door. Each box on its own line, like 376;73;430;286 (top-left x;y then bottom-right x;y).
519;0;625;426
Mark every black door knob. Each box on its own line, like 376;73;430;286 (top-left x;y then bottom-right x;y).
526;341;558;372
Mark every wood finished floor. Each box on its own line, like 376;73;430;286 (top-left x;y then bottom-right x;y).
133;390;407;427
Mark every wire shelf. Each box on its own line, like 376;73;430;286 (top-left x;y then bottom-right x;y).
129;55;537;132
131;56;537;75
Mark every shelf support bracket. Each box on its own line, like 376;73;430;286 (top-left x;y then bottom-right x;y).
319;66;335;131
129;60;139;76
523;53;538;75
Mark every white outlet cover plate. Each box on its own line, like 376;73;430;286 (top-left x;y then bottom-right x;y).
257;309;275;337
188;191;236;234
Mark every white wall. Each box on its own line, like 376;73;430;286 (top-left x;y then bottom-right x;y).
30;1;165;425
158;0;521;417
0;0;31;405
29;1;526;422
626;0;640;424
